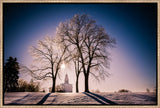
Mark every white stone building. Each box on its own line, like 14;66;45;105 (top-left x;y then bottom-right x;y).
60;74;72;92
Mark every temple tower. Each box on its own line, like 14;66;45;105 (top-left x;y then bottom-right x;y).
65;74;69;84
60;74;72;92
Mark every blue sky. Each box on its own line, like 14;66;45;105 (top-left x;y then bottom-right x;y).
3;3;157;92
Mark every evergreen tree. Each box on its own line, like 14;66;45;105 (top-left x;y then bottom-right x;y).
4;57;19;92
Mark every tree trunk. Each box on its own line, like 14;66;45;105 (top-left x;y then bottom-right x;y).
51;78;56;92
76;74;79;93
84;74;89;92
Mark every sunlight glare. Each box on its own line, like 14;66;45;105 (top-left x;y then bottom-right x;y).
61;63;65;69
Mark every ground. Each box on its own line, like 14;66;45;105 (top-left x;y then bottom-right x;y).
4;92;157;105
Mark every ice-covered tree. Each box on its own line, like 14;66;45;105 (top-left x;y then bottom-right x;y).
56;14;116;92
22;36;68;92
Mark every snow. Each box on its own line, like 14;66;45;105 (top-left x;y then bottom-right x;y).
4;92;157;105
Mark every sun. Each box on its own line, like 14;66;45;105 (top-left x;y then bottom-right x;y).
61;63;65;69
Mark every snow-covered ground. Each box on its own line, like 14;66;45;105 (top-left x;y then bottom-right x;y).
4;92;157;105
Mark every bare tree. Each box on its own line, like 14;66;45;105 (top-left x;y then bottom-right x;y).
22;36;68;92
56;14;116;92
71;52;82;93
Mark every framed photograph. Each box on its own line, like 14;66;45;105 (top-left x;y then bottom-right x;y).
0;0;159;108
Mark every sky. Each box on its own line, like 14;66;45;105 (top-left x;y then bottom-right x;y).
3;3;157;92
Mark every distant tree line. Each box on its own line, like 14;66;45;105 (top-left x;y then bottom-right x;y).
17;79;39;92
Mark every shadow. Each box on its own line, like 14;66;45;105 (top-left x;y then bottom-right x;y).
83;92;106;104
52;95;58;102
83;92;117;105
7;94;30;105
37;93;51;105
89;92;118;105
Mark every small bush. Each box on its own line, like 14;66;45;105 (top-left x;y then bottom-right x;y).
146;88;150;93
91;89;100;93
49;85;65;92
49;87;52;92
118;89;130;93
55;85;65;92
95;89;100;93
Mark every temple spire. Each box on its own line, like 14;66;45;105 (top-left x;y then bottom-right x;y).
61;73;72;92
65;74;69;84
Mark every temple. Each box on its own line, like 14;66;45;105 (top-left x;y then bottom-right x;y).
60;74;72;92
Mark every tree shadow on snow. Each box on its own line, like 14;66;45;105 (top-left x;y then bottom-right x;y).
7;94;30;105
37;93;51;105
83;92;117;105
